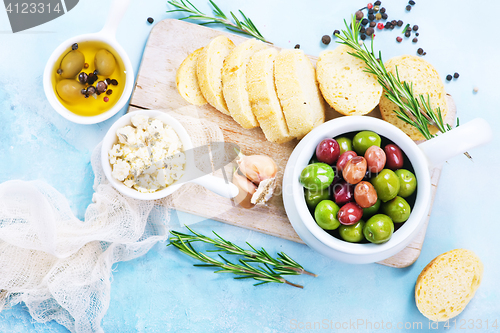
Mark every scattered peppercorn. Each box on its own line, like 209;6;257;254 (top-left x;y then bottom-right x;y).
294;44;300;49
87;86;96;95
322;35;331;44
87;73;97;85
417;48;424;55
397;20;403;27
385;22;392;29
361;18;369;25
423;52;426;55
454;72;459;79
406;26;412;31
391;20;397;25
333;29;341;36
377;23;384;29
360;27;366;33
446;75;452;81
80;89;87;95
355;10;364;20
380;7;386;13
360;34;367;40
405;31;411;37
396;36;403;42
110;79;118;86
147;17;154;24
57;68;63;75
373;5;380;12
381;13;388;20
105;78;112;84
78;72;88;84
416;32;419;36
83;63;89;69
413;25;419;31
374;0;381;5
368;8;374;14
104;97;109;102
369;21;376;28
367;3;373;9
366;27;375;36
368;14;375;20
71;43;78;50
93;70;99;75
409;0;416;4
406;5;411;11
412;37;418;42
106;89;113;95
96;81;107;93
375;13;382;20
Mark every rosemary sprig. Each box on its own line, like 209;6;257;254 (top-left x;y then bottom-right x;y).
170;226;317;277
167;0;271;44
336;16;471;159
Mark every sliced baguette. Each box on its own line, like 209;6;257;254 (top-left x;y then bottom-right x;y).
379;55;448;140
274;49;325;138
222;39;268;129
415;249;483;322
197;36;235;115
316;44;382;115
176;47;207;106
247;48;293;143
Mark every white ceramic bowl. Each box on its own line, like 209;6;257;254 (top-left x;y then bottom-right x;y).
43;0;134;124
282;116;492;264
101;110;238;201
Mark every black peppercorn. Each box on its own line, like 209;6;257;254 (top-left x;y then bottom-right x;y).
355;10;364;20
333;29;340;36
412;37;418;43
110;79;118;86
322;35;331;45
366;27;374;36
391;20;397;25
385;22;391;29
374;0;381;5
405;31;411;37
381;13;388;20
446;75;452;81
413;25;419;31
368;14;375;20
80;89;87;95
368;8;374;14
57;68;63;75
93;70;99;75
406;26;412;31
87;86;96;94
360;27;366;34
397;20;403;27
71;43;78;50
360;34;367;40
416;32;419;36
294;44;300;49
147;17;154;24
78;72;88;84
380;7;386;13
96;81;107;93
369;21;376;28
409;0;416;4
406;5;411;11
454;72;459;79
417;48;424;55
106;89;113;95
361;18;369;26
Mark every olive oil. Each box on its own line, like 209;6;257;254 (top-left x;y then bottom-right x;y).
52;40;126;117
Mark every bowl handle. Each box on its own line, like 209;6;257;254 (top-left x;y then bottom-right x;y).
418;118;493;168
100;0;131;38
190;175;239;198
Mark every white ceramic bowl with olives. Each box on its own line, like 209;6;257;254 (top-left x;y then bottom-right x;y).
282;116;492;264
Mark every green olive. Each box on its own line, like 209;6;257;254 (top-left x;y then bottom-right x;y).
335;136;353;155
363;214;394;244
94;49;116;76
381;196;411;223
314;200;340;230
56;79;85;102
395;169;417;197
352;131;381;155
362;198;381;219
304;188;330;209
299;163;335;191
59;50;85;79
339;220;365;243
370;169;400;202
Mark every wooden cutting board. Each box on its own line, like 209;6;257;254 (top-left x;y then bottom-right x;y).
128;19;452;268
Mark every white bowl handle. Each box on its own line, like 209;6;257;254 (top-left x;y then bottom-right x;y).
190;175;239;198
100;0;131;38
418;118;493;168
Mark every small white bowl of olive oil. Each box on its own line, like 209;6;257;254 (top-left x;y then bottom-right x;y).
43;0;134;125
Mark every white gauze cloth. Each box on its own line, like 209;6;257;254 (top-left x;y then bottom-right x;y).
0;108;224;332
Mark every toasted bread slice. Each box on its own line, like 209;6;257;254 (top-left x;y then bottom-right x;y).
316;44;382;115
247;48;293;143
197;36;235;115
415;249;483;322
222;39;268;129
379;55;448;140
274;49;325;138
176;47;207;106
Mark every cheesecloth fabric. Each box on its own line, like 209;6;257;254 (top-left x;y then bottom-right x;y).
0;107;225;332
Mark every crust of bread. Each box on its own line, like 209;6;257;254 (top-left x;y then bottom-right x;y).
196;36;235;115
222;39;268;129
415;249;483;322
247;48;293;143
274;49;325;138
379;55;448;141
316;45;382;115
176;47;207;106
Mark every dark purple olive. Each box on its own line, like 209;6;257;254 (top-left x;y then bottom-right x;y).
316;138;340;165
332;180;355;206
384;144;404;170
337;202;363;225
336;151;357;173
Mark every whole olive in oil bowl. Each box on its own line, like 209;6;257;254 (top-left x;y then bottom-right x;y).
59;50;85;79
94;49;117;76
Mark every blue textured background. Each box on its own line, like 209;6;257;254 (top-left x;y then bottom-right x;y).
0;0;499;332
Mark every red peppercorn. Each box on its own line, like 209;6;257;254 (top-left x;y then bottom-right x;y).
104;97;109;102
377;23;384;30
396;36;403;42
367;3;373;9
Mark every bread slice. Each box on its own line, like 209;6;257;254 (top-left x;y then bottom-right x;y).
379;55;448;140
415;249;483;322
222;39;268;129
197;36;235;115
274;49;325;138
247;48;293;143
316;45;382;115
176;47;207;106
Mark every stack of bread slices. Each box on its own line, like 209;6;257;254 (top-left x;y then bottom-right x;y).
177;36;448;143
176;36;326;144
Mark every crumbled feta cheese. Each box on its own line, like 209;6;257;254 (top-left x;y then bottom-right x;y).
109;115;185;193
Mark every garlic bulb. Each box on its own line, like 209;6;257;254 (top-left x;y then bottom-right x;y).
237;154;277;185
232;172;257;209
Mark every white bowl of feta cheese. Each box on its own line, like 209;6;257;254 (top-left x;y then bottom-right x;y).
101;110;239;200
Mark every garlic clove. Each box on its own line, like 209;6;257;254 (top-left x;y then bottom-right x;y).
232;172;257;209
237;154;277;185
251;177;276;205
